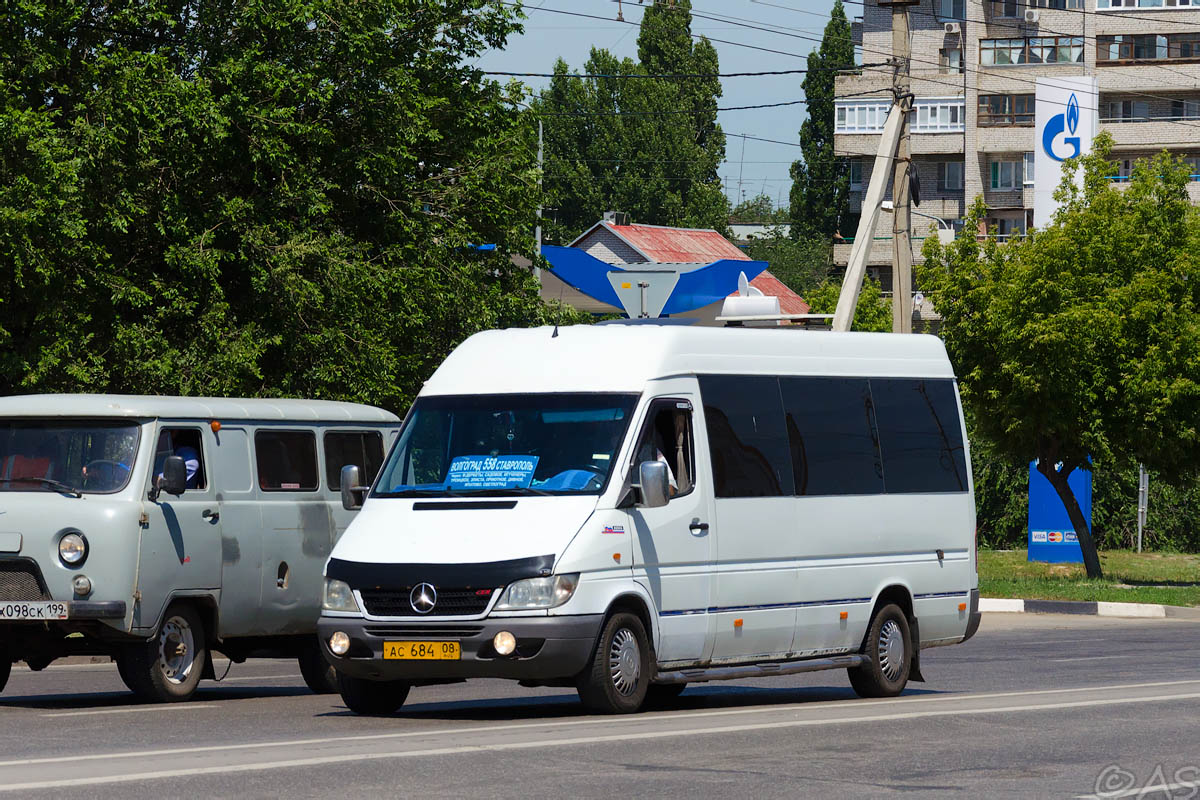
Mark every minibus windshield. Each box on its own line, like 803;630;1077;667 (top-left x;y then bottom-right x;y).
375;393;638;497
0;421;141;495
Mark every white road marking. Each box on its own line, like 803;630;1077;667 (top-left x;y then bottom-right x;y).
5;689;1200;791
1048;655;1136;662
41;703;220;718
5;678;1200;767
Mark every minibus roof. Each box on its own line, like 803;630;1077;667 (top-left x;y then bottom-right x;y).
0;394;400;423
422;325;957;396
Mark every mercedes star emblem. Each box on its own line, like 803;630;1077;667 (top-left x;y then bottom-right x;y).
409;582;437;614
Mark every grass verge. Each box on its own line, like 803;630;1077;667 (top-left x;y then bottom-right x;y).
978;549;1200;607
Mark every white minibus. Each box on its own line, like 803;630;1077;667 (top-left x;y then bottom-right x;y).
318;324;980;714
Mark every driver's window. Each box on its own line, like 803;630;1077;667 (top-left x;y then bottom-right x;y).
154;428;207;491
632;400;695;498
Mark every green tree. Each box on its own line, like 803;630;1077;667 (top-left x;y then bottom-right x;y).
731;193;788;224
742;232;831;297
0;1;568;410
789;0;855;240
919;135;1200;577
535;0;728;241
804;276;891;332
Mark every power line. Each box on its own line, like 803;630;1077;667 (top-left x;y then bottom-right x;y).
484;66;882;78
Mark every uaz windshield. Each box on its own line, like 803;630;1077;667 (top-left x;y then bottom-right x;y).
375;394;638;497
0;421;141;495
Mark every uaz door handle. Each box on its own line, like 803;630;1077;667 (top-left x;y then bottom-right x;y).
202;509;219;522
689;519;709;533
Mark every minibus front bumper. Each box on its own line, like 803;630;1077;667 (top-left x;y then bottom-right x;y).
316;614;604;682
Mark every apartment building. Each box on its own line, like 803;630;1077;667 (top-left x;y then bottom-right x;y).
833;0;1200;289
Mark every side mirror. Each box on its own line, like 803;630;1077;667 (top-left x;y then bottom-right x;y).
340;465;368;510
161;455;187;497
637;460;670;509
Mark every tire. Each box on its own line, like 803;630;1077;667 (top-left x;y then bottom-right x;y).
337;674;410;716
642;682;687;709
298;639;339;694
118;604;207;703
0;649;10;695
576;612;651;714
849;603;912;698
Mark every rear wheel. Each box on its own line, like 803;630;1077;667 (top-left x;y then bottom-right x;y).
298;640;339;694
577;612;651;714
118;604;207;702
848;603;911;698
337;674;410;716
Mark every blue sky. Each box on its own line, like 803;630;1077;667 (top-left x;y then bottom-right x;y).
473;0;844;211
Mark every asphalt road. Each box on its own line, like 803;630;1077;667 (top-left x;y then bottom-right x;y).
2;613;1199;799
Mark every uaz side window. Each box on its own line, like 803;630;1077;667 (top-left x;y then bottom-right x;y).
255;430;319;492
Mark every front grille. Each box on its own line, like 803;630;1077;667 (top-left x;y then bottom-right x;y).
359;587;495;617
0;559;50;601
364;625;485;638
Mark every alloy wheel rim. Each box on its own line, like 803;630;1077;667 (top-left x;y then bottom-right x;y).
878;619;905;681
158;616;195;685
609;628;641;696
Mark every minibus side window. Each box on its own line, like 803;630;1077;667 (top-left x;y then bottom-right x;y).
698;375;794;498
631;400;695;497
870;379;968;493
780;377;884;496
255;430;319;491
324;431;385;489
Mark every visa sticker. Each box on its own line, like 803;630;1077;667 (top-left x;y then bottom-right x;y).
1031;531;1048;543
602;525;625;535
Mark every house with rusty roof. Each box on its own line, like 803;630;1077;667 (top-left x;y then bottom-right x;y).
539;214;809;324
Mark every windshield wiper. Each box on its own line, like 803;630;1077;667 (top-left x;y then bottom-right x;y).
0;477;82;498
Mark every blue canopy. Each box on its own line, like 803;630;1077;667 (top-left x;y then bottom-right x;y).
541;246;768;316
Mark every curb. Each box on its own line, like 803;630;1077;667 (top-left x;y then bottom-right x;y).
980;597;1200;620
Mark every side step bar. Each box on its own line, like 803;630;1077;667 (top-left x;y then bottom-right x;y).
653;654;865;685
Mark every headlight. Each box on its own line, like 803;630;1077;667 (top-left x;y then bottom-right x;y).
58;532;88;566
494;573;579;611
322;579;360;613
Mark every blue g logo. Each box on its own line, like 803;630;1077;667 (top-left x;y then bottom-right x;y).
1042;93;1081;162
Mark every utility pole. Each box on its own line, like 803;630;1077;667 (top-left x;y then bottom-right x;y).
888;0;916;334
534;118;543;285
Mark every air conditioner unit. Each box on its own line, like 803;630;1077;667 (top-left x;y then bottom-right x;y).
944;21;961;34
1024;9;1040;23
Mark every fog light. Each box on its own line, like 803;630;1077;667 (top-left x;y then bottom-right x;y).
493;630;517;656
72;574;92;596
329;631;350;656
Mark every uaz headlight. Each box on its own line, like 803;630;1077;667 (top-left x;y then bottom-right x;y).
322;578;360;612
494;574;579;611
58;532;88;566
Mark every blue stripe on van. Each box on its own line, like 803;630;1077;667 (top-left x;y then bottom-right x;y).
913;591;970;599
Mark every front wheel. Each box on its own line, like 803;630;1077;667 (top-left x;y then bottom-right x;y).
298;639;339;694
848;603;912;698
576;612;651;714
337;674;410;716
118;604;207;702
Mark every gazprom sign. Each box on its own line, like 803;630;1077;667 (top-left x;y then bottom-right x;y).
1033;77;1098;229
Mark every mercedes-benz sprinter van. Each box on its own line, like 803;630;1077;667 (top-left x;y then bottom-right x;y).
318;324;981;714
0;395;399;701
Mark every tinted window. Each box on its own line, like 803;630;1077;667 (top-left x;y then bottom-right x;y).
325;431;385;489
781;377;884;496
698;376;793;497
871;379;968;493
255;430;319;491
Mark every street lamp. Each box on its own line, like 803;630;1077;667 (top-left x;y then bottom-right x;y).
882;200;955;244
